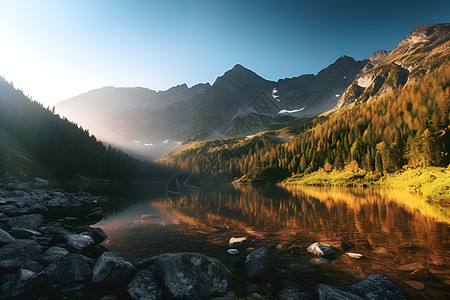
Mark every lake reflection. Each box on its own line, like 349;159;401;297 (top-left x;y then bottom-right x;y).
98;184;450;298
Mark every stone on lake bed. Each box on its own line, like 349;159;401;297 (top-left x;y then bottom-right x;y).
346;252;363;259
307;242;335;257
397;262;423;272
229;236;249;248
403;280;425;290
227;249;239;255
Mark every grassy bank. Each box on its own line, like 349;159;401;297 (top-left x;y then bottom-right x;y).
283;165;450;203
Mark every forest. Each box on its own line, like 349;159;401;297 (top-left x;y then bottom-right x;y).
162;62;450;181
0;77;172;180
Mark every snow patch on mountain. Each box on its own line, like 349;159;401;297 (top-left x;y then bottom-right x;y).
279;107;305;114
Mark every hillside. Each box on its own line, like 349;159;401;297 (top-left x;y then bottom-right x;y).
0;77;172;181
160;61;450;199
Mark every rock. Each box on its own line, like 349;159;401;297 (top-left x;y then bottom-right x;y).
0;228;15;246
0;205;29;217
7;214;43;230
373;247;394;257
227;249;239;255
85;208;105;223
403;280;424;290
87;244;111;259
210;291;236;300
10;227;41;239
153;252;230;299
397;262;423;272
66;234;95;252
409;267;438;281
310;257;331;264
85;227;108;244
346;252;363;259
276;243;291;251
99;295;118;300
133;256;158;270
22;260;44;273
341;240;355;252
45;253;93;284
249;293;263;300
245;247;273;280
307;242;335;257
229;236;251;248
127;269;163;300
0;239;42;264
346;274;407;300
92;252;137;286
41;246;70;264
0;269;37;298
29;204;48;214
316;284;363;300
279;282;314;300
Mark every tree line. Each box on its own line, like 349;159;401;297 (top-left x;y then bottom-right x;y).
163;62;450;180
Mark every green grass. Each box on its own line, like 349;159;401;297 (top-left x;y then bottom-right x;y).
284;165;450;202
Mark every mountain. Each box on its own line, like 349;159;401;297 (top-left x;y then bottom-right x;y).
56;57;367;159
335;23;450;110
0;77;171;181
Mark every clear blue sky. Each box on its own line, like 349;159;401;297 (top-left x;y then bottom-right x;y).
0;0;448;106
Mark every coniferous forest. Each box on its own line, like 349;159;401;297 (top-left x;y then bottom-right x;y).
0;77;172;180
161;63;450;182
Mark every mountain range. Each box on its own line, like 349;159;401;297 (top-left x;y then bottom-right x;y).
56;23;450;160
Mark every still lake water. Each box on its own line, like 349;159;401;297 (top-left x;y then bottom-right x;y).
97;183;450;298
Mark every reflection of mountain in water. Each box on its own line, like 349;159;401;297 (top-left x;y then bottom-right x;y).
152;184;449;259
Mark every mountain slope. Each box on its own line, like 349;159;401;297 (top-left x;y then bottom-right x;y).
335;23;450;110
0;77;171;180
56;57;367;159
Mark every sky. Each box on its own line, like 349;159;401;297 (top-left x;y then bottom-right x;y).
0;0;449;107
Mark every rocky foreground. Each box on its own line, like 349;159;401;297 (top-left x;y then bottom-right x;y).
0;182;408;299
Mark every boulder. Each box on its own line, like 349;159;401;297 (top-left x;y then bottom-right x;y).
85;227;108;244
346;274;407;300
0;228;15;246
41;246;70;264
87;244;111;259
153;252;230;299
307;242;335;257
0;269;37;298
316;284;363;300
0;239;42;264
10;228;41;239
279;282;314;300
92;252;137;286
85;209;105;224
45;253;93;284
244;247;273;280
127;269;163;300
66;234;95;252
7;214;43;230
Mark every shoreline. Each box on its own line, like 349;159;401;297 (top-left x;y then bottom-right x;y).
282;166;450;204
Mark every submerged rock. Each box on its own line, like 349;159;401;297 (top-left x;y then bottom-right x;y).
229;236;251;248
92;252;137;286
317;284;363;300
245;247;273;280
153;252;230;299
307;242;335;257
346;274;407;300
346;252;363;259
127;269;163;300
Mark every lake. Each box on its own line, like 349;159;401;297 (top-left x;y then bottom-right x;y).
97;183;450;298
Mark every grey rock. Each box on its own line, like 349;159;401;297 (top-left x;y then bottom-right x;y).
346;274;407;300
245;247;272;279
85;209;104;224
29;204;48;214
307;242;335;257
41;246;70;264
87;244;111;259
127;269;163;300
45;253;93;284
0;239;42;264
154;252;230;300
0;204;29;216
22;260;44;273
0;228;15;246
279;282;314;300
92;252;137;286
317;284;363;300
10;227;41;239
85;227;108;243
8;214;43;230
66;233;95;252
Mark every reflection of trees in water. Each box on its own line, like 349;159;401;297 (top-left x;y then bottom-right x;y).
152;185;449;254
